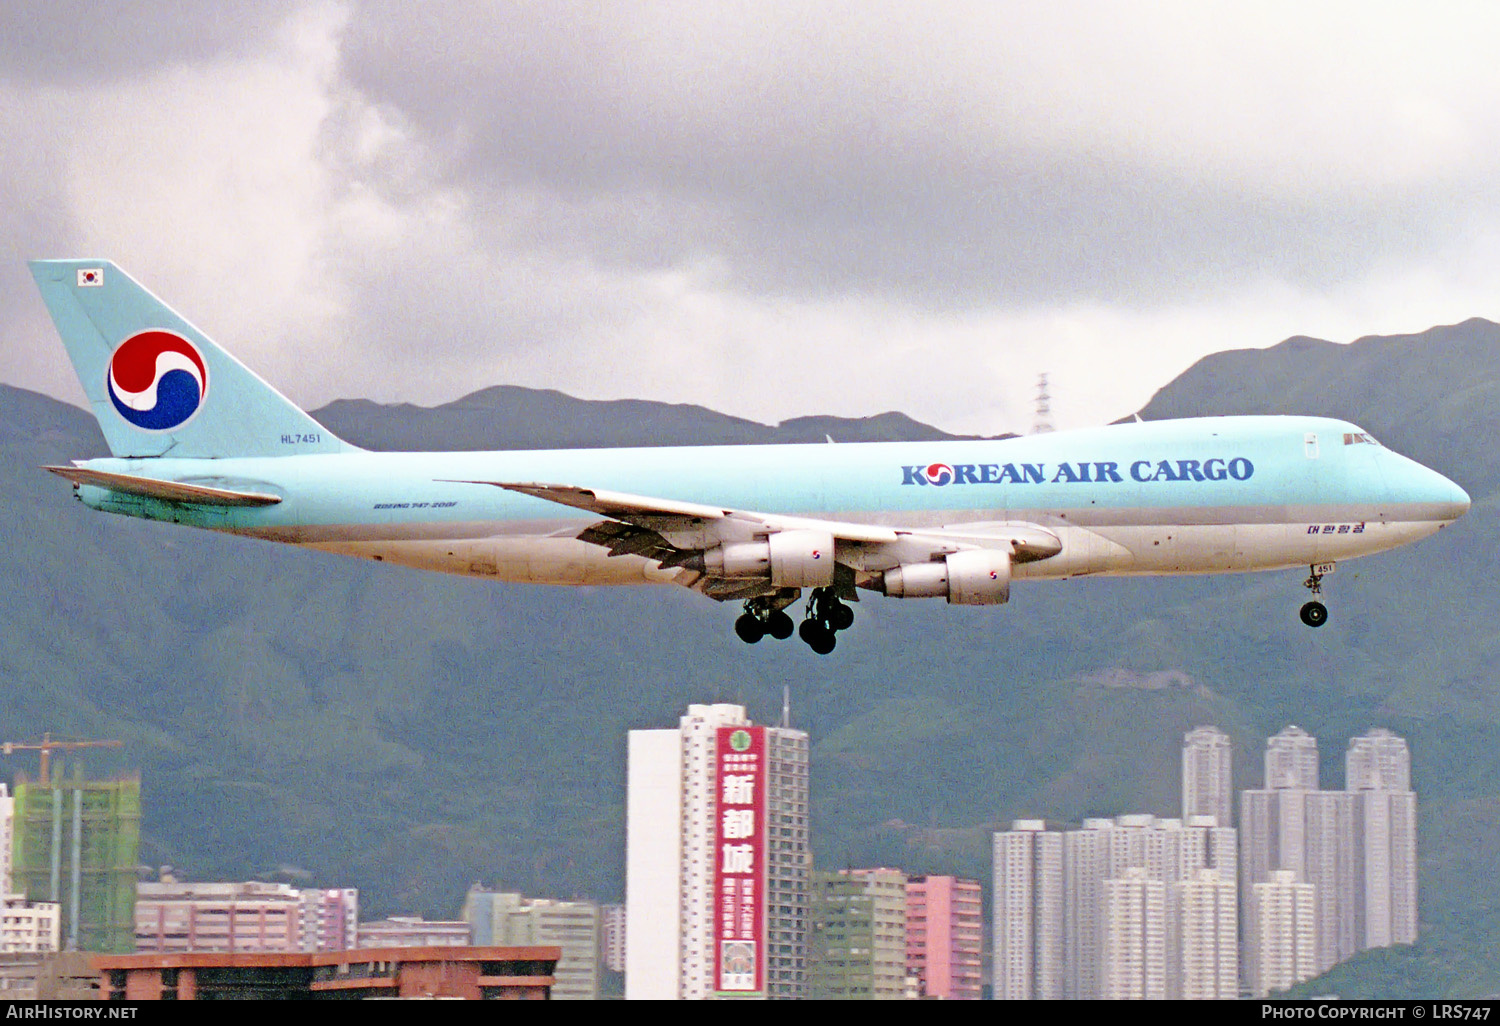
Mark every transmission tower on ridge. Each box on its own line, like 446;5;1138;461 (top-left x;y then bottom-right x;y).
1032;372;1054;434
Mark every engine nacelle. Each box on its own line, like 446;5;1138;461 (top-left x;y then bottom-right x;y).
882;550;1011;605
702;530;836;588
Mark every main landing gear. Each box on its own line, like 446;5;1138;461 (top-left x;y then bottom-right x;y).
734;596;796;644
797;588;855;655
734;587;855;654
1300;565;1330;628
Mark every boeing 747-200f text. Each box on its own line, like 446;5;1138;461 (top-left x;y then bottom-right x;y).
30;260;1470;653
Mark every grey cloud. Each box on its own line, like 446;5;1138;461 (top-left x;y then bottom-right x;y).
0;1;301;85
0;91;85;399
337;2;1491;307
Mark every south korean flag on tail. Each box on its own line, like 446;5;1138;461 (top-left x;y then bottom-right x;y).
76;268;103;287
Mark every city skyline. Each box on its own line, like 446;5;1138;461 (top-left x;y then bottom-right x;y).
994;723;1418;1000
0;707;1426;1001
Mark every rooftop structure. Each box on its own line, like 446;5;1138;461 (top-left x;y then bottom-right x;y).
463;889;601;1000
93;946;559;1000
134;881;358;954
356;916;471;948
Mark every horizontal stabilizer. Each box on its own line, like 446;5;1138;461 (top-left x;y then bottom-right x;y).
45;466;282;507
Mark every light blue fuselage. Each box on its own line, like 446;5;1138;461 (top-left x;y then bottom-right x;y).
73;414;1470;588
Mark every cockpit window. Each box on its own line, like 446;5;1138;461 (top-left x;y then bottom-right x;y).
1342;432;1381;446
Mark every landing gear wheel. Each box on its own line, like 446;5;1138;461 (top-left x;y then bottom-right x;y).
829;602;855;632
1300;564;1331;628
799;619;837;654
737;591;800;643
1300;601;1328;628
735;613;767;643
806;586;855;631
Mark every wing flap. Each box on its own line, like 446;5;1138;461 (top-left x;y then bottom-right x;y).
46;466;283;507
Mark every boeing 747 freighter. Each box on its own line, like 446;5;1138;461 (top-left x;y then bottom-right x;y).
30;260;1470;653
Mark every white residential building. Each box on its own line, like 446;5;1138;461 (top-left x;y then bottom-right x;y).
1102;868;1167;1000
1182;727;1234;827
1249;870;1317;997
625;721;687;1000
1347;729;1411;792
1266;726;1320;790
1347;730;1417;949
1241;726;1418;980
993;820;1064;1000
0;895;59;953
601;903;625;973
1001;815;1235;1000
1242;725;1357;975
1175;868;1237;1000
625;703;809;1000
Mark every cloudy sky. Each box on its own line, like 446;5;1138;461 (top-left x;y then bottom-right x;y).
4;1;1500;435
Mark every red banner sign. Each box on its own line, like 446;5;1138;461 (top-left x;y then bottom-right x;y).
713;724;765;995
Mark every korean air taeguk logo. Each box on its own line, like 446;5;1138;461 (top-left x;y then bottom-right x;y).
106;330;208;431
922;462;954;486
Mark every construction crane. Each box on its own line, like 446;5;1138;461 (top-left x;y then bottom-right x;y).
1;733;123;784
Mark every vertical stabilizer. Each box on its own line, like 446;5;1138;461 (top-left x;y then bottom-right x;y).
29;259;350;459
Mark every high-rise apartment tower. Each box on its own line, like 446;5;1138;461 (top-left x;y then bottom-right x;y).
1182;726;1233;827
626;703;810;1000
905;875;982;1000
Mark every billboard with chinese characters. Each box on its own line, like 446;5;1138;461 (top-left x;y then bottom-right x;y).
714;724;765;996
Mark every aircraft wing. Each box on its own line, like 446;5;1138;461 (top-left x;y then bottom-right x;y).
484;482;901;543
450;479;1062;598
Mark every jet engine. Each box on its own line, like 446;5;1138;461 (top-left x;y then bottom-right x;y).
702;529;836;588
882;549;1011;605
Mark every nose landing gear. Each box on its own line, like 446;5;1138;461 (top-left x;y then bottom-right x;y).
1300;564;1331;628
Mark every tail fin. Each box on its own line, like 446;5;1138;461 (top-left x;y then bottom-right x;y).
29;259;350;459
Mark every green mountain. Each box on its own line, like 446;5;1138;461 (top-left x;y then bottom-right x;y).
1;320;1497;996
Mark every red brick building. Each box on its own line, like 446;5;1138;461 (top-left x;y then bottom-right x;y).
92;945;558;1000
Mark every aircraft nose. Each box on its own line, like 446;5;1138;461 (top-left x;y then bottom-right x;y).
1430;470;1470;523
